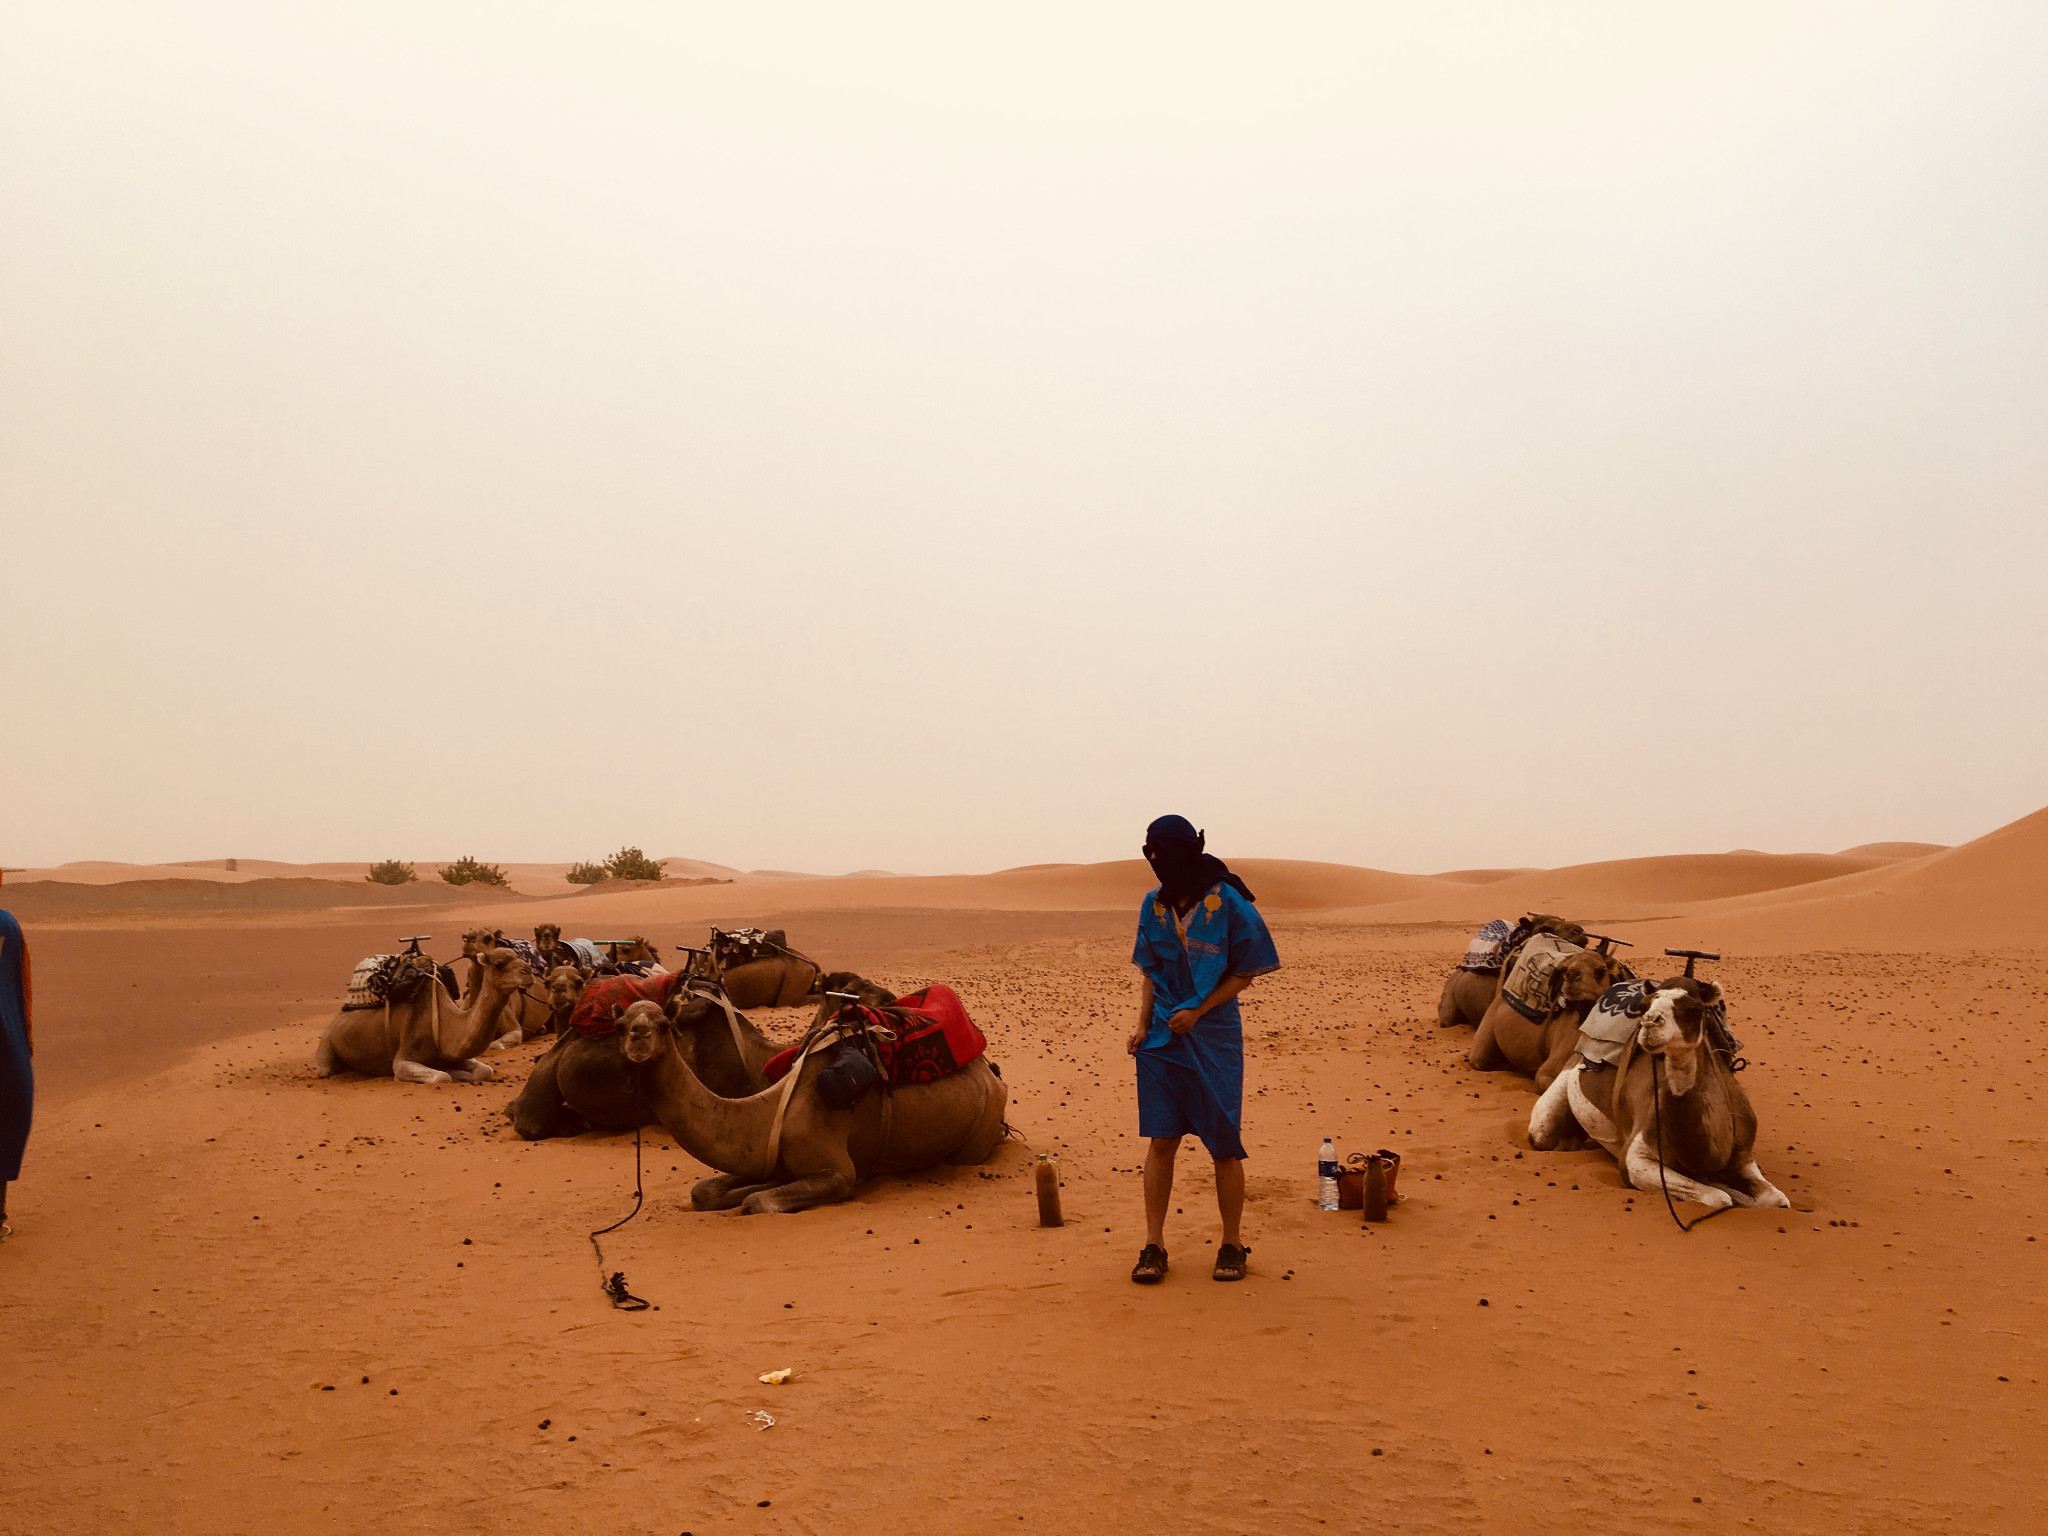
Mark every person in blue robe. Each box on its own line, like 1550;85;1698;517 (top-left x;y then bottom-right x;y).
1125;816;1279;1284
0;909;33;1240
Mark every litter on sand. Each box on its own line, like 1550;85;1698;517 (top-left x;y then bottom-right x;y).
749;1410;776;1430
758;1368;792;1385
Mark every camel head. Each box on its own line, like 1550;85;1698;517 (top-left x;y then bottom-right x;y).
617;935;660;965
462;926;507;958
534;922;563;950
472;947;534;992
1635;979;1725;1058
543;964;585;1023
1550;949;1617;1008
618;999;670;1063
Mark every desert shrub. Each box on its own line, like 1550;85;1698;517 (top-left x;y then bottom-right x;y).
603;846;668;882
366;859;417;885
439;855;509;887
564;861;607;885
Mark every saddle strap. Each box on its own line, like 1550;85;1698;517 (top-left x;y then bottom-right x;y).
763;1027;836;1180
688;982;751;1074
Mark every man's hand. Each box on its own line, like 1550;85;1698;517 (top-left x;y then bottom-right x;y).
1166;1008;1202;1034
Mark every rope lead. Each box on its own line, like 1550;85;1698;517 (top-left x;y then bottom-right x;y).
588;1120;653;1309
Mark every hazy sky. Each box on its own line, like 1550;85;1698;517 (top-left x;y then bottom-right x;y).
4;4;2045;875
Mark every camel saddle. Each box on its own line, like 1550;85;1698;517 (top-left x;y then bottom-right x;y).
1497;931;1582;1023
763;985;987;1095
569;973;689;1039
1459;919;1514;974
709;927;789;970
342;953;444;1012
1576;978;1744;1069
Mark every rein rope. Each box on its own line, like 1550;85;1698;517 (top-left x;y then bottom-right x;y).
1648;1051;1735;1233
587;1105;652;1312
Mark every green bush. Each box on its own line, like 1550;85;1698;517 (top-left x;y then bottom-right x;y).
564;861;607;885
439;855;509;887
365;859;417;886
603;846;668;882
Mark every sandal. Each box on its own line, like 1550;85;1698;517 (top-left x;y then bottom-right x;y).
1213;1242;1249;1282
1130;1244;1169;1284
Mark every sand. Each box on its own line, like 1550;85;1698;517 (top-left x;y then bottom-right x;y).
5;816;2046;1533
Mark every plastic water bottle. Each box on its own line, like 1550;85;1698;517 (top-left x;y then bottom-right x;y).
1317;1138;1339;1211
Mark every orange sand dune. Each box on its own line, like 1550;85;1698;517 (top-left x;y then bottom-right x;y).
1838;840;1949;860
1453;850;1895;910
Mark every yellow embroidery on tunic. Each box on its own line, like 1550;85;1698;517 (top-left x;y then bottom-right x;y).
1204;894;1222;913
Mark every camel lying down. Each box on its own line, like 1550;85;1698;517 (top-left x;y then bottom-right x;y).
618;998;1009;1214
505;992;782;1140
1529;980;1789;1211
315;948;535;1086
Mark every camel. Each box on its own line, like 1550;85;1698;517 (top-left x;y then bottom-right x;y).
696;927;823;1008
505;988;781;1140
532;923;580;976
1528;978;1788;1210
456;927;551;1046
1439;915;1588;1031
315;947;536;1085
539;963;588;1036
1467;936;1622;1090
617;997;1008;1213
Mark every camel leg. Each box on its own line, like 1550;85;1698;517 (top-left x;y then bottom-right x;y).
691;1173;782;1211
1622;1133;1733;1210
314;1031;342;1079
393;1058;455;1085
740;1168;857;1214
1731;1161;1792;1209
487;1030;522;1051
1468;1016;1507;1072
446;1059;497;1084
1528;1072;1578;1151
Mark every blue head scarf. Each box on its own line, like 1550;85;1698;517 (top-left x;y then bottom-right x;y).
1143;816;1256;911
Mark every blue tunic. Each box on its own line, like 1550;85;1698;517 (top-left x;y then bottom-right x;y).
1130;883;1280;1160
0;910;32;1184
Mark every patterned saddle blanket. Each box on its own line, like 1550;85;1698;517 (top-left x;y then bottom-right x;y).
1576;979;1744;1068
342;953;449;1011
1459;919;1514;973
764;984;986;1089
1498;932;1583;1023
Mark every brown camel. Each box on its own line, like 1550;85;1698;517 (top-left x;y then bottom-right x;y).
617;998;1008;1213
456;927;550;1045
314;948;535;1085
505;989;781;1140
539;964;588;1036
698;927;822;1008
1439;914;1589;1031
532;923;580;975
1467;935;1622;1090
1528;979;1788;1210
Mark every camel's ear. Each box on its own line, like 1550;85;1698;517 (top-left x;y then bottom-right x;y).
579;966;595;980
609;1002;624;1020
662;995;684;1022
1698;980;1724;1006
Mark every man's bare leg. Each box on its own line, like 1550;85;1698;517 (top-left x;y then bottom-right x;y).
1143;1136;1180;1249
1214;1157;1244;1248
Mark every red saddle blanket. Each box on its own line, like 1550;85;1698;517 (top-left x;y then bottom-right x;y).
570;973;688;1039
764;984;987;1087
